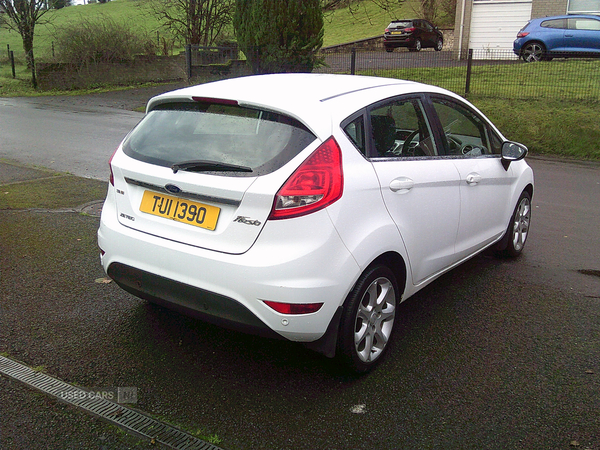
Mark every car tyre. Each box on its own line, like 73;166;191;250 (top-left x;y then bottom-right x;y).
497;191;531;257
435;38;443;51
410;39;422;52
337;265;398;373
385;47;394;53
521;42;545;62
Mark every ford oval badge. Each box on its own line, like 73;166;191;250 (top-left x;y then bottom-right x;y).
165;184;182;194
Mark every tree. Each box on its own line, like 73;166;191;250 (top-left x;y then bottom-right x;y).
234;0;324;74
49;0;72;8
145;0;234;47
412;0;457;24
0;0;51;88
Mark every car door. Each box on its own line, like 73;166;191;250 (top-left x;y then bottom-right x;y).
566;17;600;53
365;96;461;285
422;20;437;46
429;95;518;260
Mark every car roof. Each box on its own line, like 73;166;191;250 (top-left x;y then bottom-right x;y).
532;14;600;22
147;74;453;139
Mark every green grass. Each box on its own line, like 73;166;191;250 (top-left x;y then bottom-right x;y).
371;59;600;101
474;98;600;160
0;174;108;210
1;0;165;61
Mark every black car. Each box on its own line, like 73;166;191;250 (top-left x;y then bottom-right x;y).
384;19;444;52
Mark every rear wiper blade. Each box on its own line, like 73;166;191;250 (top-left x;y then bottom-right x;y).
171;160;253;174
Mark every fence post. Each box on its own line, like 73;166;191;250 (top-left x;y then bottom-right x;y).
185;44;193;80
10;51;15;78
465;49;473;97
350;47;356;75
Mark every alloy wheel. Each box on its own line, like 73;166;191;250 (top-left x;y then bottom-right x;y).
353;277;396;364
511;196;531;252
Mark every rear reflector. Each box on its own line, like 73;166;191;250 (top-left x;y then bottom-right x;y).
264;301;324;315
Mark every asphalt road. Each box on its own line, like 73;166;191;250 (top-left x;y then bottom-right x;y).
1;91;599;449
0;97;142;181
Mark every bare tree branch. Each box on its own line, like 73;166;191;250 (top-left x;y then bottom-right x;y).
143;0;234;47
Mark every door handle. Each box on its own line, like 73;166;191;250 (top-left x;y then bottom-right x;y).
466;173;482;185
389;177;415;193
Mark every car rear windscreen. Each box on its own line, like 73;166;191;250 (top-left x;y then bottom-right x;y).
389;21;412;29
122;101;317;176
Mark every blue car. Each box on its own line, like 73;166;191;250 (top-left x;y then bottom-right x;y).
514;15;600;62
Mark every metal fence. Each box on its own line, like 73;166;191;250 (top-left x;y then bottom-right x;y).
316;48;600;101
184;45;600;101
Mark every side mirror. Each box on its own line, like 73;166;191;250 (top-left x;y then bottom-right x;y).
501;141;528;170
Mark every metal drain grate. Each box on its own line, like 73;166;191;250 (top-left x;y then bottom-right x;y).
0;355;224;450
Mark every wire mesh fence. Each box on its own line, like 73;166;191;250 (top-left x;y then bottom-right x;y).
316;48;600;101
182;45;600;101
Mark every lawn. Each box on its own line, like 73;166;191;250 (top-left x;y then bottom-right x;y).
1;0;165;64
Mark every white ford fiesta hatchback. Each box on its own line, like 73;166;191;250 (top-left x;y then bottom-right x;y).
98;74;533;372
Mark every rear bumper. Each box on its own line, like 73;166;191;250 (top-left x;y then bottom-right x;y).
384;36;414;48
98;190;361;343
107;262;280;338
513;39;524;55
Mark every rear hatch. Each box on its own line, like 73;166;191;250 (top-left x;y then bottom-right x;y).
110;98;317;254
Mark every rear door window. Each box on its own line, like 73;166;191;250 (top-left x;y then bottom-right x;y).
123;101;316;176
541;19;567;29
368;97;437;158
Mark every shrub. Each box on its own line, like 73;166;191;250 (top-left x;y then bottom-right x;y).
53;16;157;66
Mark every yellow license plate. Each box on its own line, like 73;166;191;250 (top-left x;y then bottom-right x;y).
391;31;403;35
140;191;220;230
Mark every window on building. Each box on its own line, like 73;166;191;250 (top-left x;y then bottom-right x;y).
568;0;600;14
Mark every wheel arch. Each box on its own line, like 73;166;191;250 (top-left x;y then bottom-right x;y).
521;40;547;54
495;183;534;253
303;250;407;360
366;251;408;302
524;182;534;200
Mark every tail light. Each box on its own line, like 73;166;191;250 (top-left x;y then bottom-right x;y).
517;31;530;38
108;148;118;186
405;27;416;32
385;28;390;33
268;136;343;220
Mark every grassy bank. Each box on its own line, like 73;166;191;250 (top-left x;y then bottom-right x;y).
474;98;600;160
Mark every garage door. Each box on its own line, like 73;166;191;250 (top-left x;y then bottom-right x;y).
469;0;532;56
